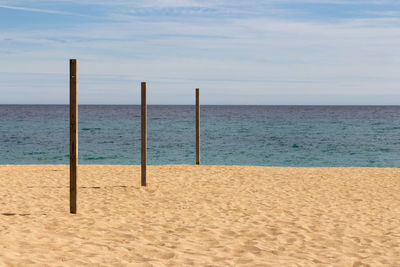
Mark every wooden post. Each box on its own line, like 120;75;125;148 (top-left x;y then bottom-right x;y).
69;59;78;214
141;82;147;186
196;88;200;165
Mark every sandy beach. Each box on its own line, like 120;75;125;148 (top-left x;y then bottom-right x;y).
0;165;399;266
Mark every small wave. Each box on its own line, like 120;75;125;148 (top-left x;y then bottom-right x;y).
84;155;119;160
82;128;101;131
25;152;46;155
85;156;107;160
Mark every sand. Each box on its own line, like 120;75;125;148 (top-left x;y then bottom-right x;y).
0;165;399;266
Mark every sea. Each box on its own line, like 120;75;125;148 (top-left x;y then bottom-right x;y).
1;105;400;167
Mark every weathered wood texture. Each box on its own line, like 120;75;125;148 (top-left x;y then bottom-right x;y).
141;82;147;186
69;59;78;214
196;88;200;165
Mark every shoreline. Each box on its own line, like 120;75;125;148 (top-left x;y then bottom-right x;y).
1;164;399;168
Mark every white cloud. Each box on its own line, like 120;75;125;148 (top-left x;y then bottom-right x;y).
0;4;72;14
0;3;95;17
1;0;400;104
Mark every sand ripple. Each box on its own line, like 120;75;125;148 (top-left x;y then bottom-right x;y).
0;165;399;266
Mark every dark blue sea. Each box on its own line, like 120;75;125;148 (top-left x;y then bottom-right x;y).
1;105;400;167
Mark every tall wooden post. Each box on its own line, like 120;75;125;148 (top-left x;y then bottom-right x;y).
69;59;78;214
196;88;200;165
141;82;147;186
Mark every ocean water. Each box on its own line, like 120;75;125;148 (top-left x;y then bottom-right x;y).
1;105;400;167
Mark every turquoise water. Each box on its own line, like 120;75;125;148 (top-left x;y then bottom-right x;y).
1;105;400;167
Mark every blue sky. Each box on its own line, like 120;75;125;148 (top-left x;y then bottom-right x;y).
0;0;400;104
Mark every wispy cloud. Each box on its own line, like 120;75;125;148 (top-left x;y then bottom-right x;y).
0;4;68;14
0;0;400;104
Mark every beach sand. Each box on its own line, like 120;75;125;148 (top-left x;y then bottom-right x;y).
0;165;399;266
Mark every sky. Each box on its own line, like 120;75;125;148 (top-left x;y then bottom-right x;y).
0;0;400;105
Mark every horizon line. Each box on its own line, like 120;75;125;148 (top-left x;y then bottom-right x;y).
1;104;400;106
